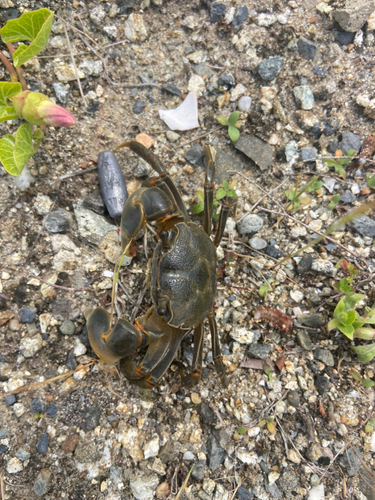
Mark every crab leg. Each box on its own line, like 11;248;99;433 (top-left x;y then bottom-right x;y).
213;196;237;247
208;312;228;387
182;322;205;387
203;146;215;236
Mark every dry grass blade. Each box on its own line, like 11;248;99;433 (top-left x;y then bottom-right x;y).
174;465;194;500
229;479;241;500
62;20;87;106
2;361;97;397
0;471;4;500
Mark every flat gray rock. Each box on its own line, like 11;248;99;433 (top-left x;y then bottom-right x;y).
332;0;375;32
214;148;244;181
74;201;115;246
235;134;273;170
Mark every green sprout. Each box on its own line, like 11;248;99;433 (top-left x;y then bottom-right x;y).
217;111;241;142
328;194;340;210
366;172;375;189
193;180;237;220
365;418;375;433
323;149;356;180
349;369;375;388
285;175;323;211
333;260;358;295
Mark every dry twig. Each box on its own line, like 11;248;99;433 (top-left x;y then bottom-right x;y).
62;20;87;106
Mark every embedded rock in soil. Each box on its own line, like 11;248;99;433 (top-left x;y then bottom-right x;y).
237;214;263;235
236;486;254;500
230;5;249;32
52;82;69;104
183;144;203;166
19;335;43;358
36;432;48;454
19;306;36;323
33;469;52;497
197;402;216;425
315;376;330;394
297;37;317;61
297;254;312;274
349;215;375;237
214;148;244;181
75;440;101;463
332;0;375;32
124;13;148;42
235;134;273;170
299;313;324;328
211;2;226;23
45;209;73;233
207;434;226;471
74;201;114;245
301;147;317;161
54;64;85;83
314;348;334;367
339;131;361;152
258;56;283;81
129;474;159;500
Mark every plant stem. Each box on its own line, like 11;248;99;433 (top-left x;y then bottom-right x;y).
5;43;28;90
0;49;18;82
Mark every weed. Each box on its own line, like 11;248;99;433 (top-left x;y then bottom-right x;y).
328;194;340;210
349;369;375;388
366;172;375;189
285;175;323;211
323;149;356;180
217;111;242;142
193;180;237;220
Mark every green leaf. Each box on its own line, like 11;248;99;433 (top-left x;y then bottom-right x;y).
346;310;357;325
216;187;226;200
365;418;375;432
259;281;272;299
344;294;365;311
196;190;204;203
212;212;220;220
228;125;240;142
327;318;340;332
338;323;354;339
217;115;228;126
354;327;375;340
0;9;54;67
237;427;247;435
361;378;375;387
0;134;16;174
212;199;219;209
346;149;356;157
366;173;375;187
0;82;22;122
333;297;346;317
228;111;239;126
192;202;204;214
32;127;44;153
223;180;229;191
352;342;375;362
331;194;340;203
226;190;237;198
324;159;338;167
285;189;296;201
336;166;347;179
348;369;362;382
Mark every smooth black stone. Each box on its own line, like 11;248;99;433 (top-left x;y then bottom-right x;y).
163;83;182;97
311;121;337;138
46;403;57;418
211;2;226;23
197;402;216;425
97;151;128;220
318;456;330;466
19;307;36;323
45;209;72;233
297;37;317;61
236;486;254;500
79;326;91;348
230;5;248;31
84;101;100;115
297;254;312;274
315;375;330;395
0;445;8;454
287;390;300;407
66;349;77;370
183;144;203;166
30;397;44;414
36;432;48;454
266;242;283;259
335;31;355;46
218;75;234;88
133;98;146;114
5;395;16;406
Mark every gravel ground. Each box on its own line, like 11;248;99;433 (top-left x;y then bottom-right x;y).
0;0;375;499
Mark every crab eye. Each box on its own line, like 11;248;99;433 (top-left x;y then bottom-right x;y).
159;230;170;250
157;306;167;316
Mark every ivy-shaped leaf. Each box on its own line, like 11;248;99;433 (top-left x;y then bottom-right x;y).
32;127;44;153
0;123;33;176
351;342;375;362
0;82;22;122
0;9;54;67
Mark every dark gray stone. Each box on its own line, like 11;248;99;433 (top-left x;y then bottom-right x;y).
311;121;338;138
19;307;36;323
5;394;16;406
75;440;101;463
230;5;248;32
340;191;356;204
339;131;361;153
0;428;8;439
16;449;31;461
45;209;73;233
163;83;182;97
266;480;282;498
33;469;52;497
278;470;299;494
266;239;283;259
46;403;57;418
214;148;244;181
247;344;272;359
31;397;44;414
0;445;7;454
314;348;334;367
183;144;203;166
211;2;226;23
110;465;123;487
52;298;80;321
313;66;327;77
218;75;234;88
66;349;77;370
300;313;324;328
79;403;101;431
36;432;48;454
301;147;317;161
339;447;362;476
315;375;330;394
207;434;226;471
297;254;312;274
349;215;375;238
97;151;128;220
335;30;355;45
158;442;175;463
133;98;146;114
82;190;106;215
52;82;69;104
287;391;301;408
297;37;317;61
197;402;216;425
258;56;283;81
235;134;273;170
236;486;253;500
191;459;206;480
296;331;312;350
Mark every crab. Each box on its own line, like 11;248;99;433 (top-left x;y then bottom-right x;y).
85;141;235;388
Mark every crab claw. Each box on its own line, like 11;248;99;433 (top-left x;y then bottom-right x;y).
85;308;122;365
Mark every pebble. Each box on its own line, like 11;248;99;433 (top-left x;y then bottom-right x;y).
46;403;57;418
311;259;337;277
285;140;299;162
79;59;103;77
258;56;283;81
183;451;195;461
155;482;171;499
15;449;31;461
19;335;43;358
339;131;361;153
211;2;226;23
332;1;374;32
191;459;206;480
339;446;362;476
237;486;253;500
54;64;85;83
61;434;79;454
237;134;273;170
143;435;160;460
36;432;48;454
6;457;23;473
238;95;252;112
103;25;117;40
52;82;69;104
349;215;375;237
5;394;16;406
230;327;255;344
166;131;180;142
124;13;148;42
74;201;114;246
314;348;334;367
297;255;312;275
75;440;101;463
307;483;324;500
66;349;77;370
230;83;246;101
133;98;146;114
278;470;299;493
207;435;226;470
33;470;52;497
19;306;36;323
248;343;272;358
163;83;182;97
191;392;201;404
97;150;128;220
293;85;314;110
315;375;330;395
336;30;355;45
31;397;44;414
266;240;283;259
238;214;263;235
183;144;203;166
301;147;317;161
300;313;324;328
287;390;301;407
59;320;75;336
90;6;106;25
297;37;317;60
13;403;26;418
0;428;8;439
129;474;159;500
218;75;234;88
134;158;153;177
188;74;206;96
45;209;73;233
290;290;304;303
249;236;267;250
197;402;216;425
230;5;249;32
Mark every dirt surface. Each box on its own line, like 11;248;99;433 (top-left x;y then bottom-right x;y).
0;0;375;499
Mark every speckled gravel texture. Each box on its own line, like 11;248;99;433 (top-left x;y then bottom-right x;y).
0;0;375;499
